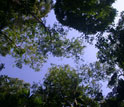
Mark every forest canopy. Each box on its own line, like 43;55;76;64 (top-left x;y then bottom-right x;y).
0;0;118;71
1;0;124;106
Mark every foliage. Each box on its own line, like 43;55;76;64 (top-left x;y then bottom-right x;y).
1;0;124;106
1;23;85;71
0;0;52;71
79;62;112;100
0;0;85;71
0;0;52;30
96;11;124;71
0;75;44;106
79;61;124;90
54;0;116;35
95;11;124;91
0;63;106;106
31;65;99;107
0;75;30;107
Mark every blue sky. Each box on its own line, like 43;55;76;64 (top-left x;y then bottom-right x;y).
0;0;124;95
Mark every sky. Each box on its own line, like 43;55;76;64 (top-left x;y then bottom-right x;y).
0;0;124;95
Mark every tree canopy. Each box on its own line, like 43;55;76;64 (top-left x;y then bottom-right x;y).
0;0;85;71
54;0;116;35
1;0;124;106
1;64;124;107
96;11;124;71
0;75;30;107
28;65;100;107
0;0;51;30
0;65;101;107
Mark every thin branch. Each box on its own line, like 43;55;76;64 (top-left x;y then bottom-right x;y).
28;11;52;37
30;12;48;31
1;32;19;49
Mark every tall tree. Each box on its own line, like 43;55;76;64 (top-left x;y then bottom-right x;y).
54;0;116;35
31;65;100;107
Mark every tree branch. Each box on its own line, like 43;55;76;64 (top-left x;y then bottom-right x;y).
29;11;52;37
1;31;19;49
